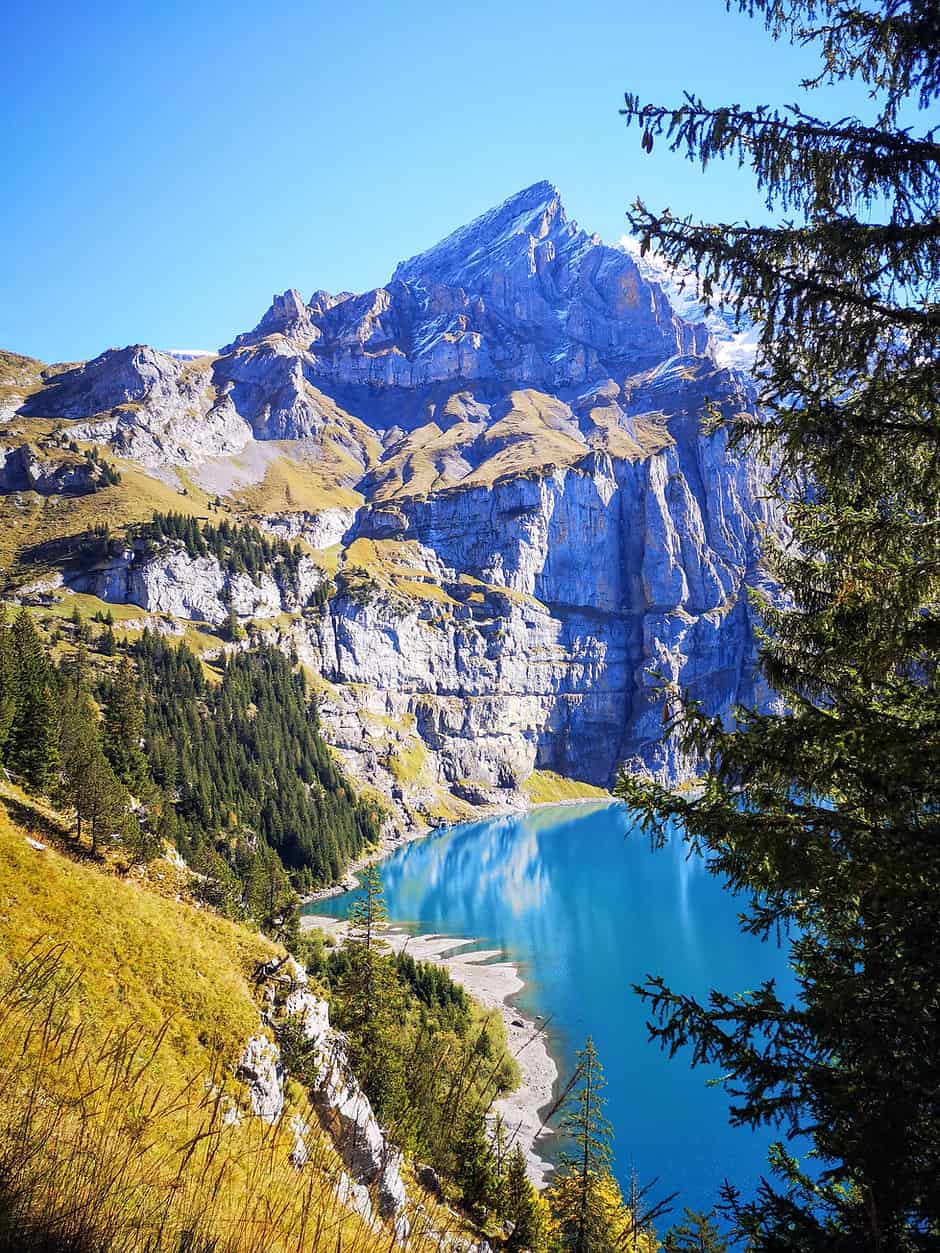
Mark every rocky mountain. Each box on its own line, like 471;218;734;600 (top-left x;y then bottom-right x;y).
1;181;780;830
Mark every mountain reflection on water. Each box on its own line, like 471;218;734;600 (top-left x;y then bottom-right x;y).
308;801;796;1214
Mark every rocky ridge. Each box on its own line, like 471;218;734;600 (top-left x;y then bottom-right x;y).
239;955;493;1251
240;957;413;1243
2;182;781;828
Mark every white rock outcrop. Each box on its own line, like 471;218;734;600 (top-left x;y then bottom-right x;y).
236;1034;284;1123
66;541;324;626
264;960;412;1240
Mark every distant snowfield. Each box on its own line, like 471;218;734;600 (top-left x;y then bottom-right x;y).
167;348;214;360
617;235;760;371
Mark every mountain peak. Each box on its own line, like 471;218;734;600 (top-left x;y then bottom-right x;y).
391;180;574;291
499;178;563;218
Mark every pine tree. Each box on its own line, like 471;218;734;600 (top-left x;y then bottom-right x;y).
506;1144;544;1251
103;657;148;792
662;1209;727;1253
59;693;129;853
617;3;940;1249
338;865;408;1122
224;604;244;643
58;694;97;834
344;864;389;1027
78;748;129;855
7;610;59;790
62;641;89;696
548;1037;616;1253
454;1109;499;1220
130;634;377;886
193;844;243;916
247;845;299;946
0;604;16;759
122;803;164;865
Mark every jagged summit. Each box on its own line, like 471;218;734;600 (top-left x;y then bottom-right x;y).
391;180;572;290
249;289;316;342
212;178;708;390
10;181;722;462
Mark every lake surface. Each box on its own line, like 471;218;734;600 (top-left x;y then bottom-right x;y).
306;801;796;1214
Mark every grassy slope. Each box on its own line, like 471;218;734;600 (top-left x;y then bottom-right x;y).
0;459;217;574
0;786;274;1081
523;769;611;805
0;786;461;1252
0;350;46;415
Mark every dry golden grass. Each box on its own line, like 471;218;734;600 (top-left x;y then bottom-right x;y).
369;388;595;502
458;390;586;489
232;441;365;515
580;402;674;461
0;351;46;412
524;770;611;805
0;947;400;1252
369;420;478;500
0;461;216;575
0;348;46;384
340;538;460;608
0;788;473;1251
0;787;275;1079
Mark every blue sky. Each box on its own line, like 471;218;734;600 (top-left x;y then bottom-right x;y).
2;0;874;363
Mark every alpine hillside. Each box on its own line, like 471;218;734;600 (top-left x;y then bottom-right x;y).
1;181;779;832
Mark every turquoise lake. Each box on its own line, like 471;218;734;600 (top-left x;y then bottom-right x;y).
305;801;796;1214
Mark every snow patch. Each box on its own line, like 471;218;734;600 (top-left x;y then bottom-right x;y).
617;235;760;370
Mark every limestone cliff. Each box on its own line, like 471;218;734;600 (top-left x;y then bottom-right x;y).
2;182;781;829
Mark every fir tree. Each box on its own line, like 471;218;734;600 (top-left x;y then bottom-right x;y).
662;1209;727;1253
549;1037;616;1253
618;3;940;1249
102;658;148;793
505;1144;544;1252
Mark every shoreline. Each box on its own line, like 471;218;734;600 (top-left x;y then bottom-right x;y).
302;794;619;904
302;912;560;1187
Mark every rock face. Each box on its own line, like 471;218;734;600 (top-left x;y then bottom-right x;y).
0;443;107;495
300;397;773;790
65;540;324;626
22;345;253;467
264;958;411;1241
4;181;783;819
237;1034;284;1123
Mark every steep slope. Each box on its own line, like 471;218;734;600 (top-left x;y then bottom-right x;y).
0;788;366;1249
0;786;493;1250
1;182;780;829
